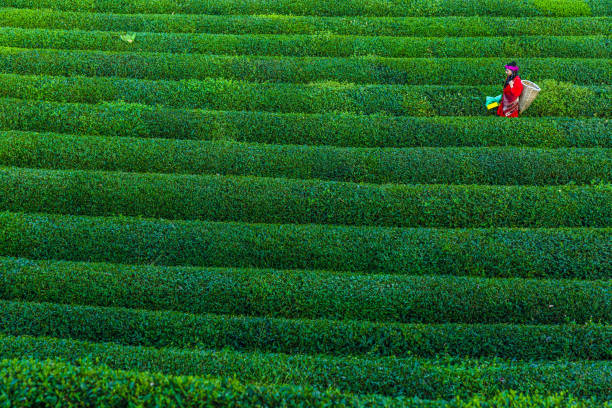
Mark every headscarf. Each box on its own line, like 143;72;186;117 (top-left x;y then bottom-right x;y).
504;61;519;87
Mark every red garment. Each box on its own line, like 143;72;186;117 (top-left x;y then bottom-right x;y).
497;76;523;117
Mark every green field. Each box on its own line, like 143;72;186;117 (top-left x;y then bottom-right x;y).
0;0;610;406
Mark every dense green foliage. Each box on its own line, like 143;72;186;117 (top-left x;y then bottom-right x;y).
0;212;609;279
1;335;610;399
0;358;409;408
0;74;608;117
1;300;610;359
2;131;609;185
0;0;609;404
2;8;610;37
1;28;609;58
1;257;609;324
2;358;609;407
2;48;609;85
1;99;609;148
0;0;605;16
536;79;610;117
1;166;609;227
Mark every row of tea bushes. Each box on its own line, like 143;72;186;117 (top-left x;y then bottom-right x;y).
1;257;609;324
0;74;608;116
1;166;609;227
1;28;609;58
1;99;609;147
1;8;610;36
2;131;609;185
1;300;610;359
0;358;404;408
2;48;609;85
0;212;608;279
0;0;604;17
2;358;608;407
0;334;610;399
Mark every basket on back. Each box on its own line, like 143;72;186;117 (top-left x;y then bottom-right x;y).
519;80;540;113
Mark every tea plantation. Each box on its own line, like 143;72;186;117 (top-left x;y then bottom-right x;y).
0;0;610;406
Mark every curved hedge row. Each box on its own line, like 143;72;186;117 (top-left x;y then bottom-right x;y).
0;0;604;17
0;74;608;117
1;8;610;37
0;212;609;279
1;28;609;58
2;257;609;324
2;358;607;408
2;131;609;185
2;48;610;86
1;335;611;399
1;99;609;148
0;358;410;408
1;167;610;228
1;300;610;359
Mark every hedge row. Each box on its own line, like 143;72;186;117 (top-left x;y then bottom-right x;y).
1;8;610;36
2;48;610;86
0;74;609;117
0;212;609;279
3;359;608;408
0;358;410;408
2;27;609;58
0;0;604;16
587;0;611;16
1;335;611;399
2;257;609;324
1;99;609;148
2;300;610;359
2;167;610;228
2;131;609;185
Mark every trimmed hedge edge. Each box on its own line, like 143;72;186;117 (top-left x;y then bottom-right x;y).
1;299;610;359
1;130;610;185
0;166;610;228
0;334;610;399
1;358;609;407
1;98;610;148
1;256;610;324
0;211;609;279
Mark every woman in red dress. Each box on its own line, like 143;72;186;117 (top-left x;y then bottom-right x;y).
497;61;523;117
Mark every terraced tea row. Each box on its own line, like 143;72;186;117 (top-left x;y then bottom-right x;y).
0;334;610;399
5;358;606;408
1;212;609;279
2;28;610;58
2;167;610;227
0;0;606;17
2;8;610;36
2;300;610;359
2;131;609;185
1;257;608;324
0;358;402;408
4;48;610;85
2;99;609;147
1;74;608;117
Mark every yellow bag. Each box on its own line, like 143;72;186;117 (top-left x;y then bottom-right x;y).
486;95;501;110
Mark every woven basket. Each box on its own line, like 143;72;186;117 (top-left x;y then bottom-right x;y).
519;80;540;113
